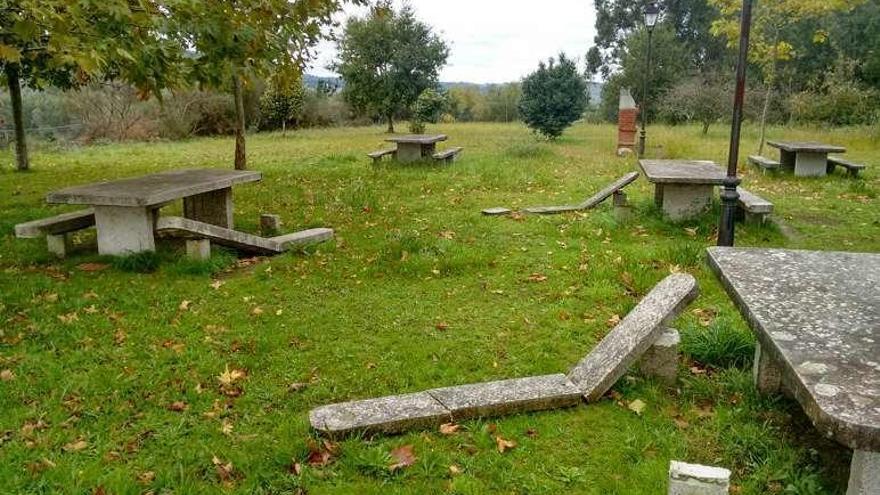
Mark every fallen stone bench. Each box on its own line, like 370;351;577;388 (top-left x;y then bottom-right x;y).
747;155;780;172
433;147;463;164
482;172;640;216
156;216;333;258
14;208;96;258
736;188;773;224
368;148;397;164
669;461;731;494
827;156;866;177
309;274;698;438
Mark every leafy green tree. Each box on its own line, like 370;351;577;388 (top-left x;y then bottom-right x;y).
519;53;588;139
484;83;522;122
658;73;732;133
335;2;449;133
168;0;362;169
0;1;181;171
260;70;305;134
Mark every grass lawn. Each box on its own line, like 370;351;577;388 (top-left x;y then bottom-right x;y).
0;122;877;494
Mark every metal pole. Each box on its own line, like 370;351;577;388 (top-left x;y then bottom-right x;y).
638;28;653;158
717;0;753;247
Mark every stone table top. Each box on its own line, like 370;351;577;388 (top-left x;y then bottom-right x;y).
707;247;880;451
47;169;262;207
385;134;448;145
766;140;846;154
638;160;727;185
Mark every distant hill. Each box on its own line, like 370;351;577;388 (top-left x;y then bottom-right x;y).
303;74;604;106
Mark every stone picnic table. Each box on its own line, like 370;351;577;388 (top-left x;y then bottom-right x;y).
767;140;846;177
638;159;726;220
47;168;261;255
385;134;447;163
708;247;880;494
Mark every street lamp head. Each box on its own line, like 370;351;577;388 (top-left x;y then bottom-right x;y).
644;2;661;30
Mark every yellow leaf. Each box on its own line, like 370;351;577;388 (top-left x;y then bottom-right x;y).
628;399;647;415
0;44;22;63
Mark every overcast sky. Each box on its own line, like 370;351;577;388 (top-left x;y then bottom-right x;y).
308;0;598;84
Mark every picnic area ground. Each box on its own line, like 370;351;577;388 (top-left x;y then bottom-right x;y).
0;122;877;494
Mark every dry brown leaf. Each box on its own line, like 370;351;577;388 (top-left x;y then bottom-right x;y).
77;263;109;272
606;314;621;327
212;455;235;482
435;322;449;331
495;436;516;453
0;369;14;381
217;366;246;387
167;401;188;412
63;439;88;452
137;471;155;484
628;399;646;416
306;439;337;467
251;306;264;316
438;230;456;240
439;423;460;435
210;280;225;290
388;444;417;471
527;273;548;282
179;300;192;311
448;464;462;476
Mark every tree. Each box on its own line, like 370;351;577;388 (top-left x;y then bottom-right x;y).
484;83;522;122
658;73;731;133
409;87;447;133
260;70;305;134
0;1;182;171
168;0;362;170
335;2;449;133
519;53;588;139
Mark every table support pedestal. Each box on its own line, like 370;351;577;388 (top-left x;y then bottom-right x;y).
848;450;880;495
752;343;783;395
184;187;234;228
794;152;828;177
657;184;714;220
396;143;423;163
94;206;156;256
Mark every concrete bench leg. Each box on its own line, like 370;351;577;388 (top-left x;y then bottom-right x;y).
260;214;281;236
613;190;632;220
46;233;70;258
639;328;680;385
661;184;715;221
744;212;768;225
848;450;880;495
186;239;211;261
780;149;796;170
94;206;156;256
396;143;422;163
184;187;234;228
669;461;730;494
794;152;828;177
753;342;783;395
654;184;665;208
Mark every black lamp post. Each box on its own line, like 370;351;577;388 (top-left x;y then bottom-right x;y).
637;1;660;158
717;0;753;247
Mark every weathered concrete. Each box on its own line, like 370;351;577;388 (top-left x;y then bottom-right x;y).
794;151;828;177
46;234;70;258
638;328;680;385
767;140;846;154
433;147;463;164
428;374;581;421
260;214;282;236
848;450;880;495
613;190;632;220
482;207;512;216
767;141;846;178
747;155;780;172
94;206;156;255
385;135;447;164
272;228;334;249
157;216;281;254
521;172;641;215
639;160;726;185
668;461;730;495
568;274;699;401
309;392;452;438
736;188;773;224
47;169;261;207
186;239;211;260
15;208;96;238
708;247;880;451
396;142;425;163
827;156;866;177
184;188;234;228
752;342;783;395
660;184;716;220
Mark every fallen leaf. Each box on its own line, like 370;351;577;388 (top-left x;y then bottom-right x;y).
217;366;246;387
290;462;302;475
388;444;417;471
306;439;337;467
77;263;108;272
606;314;621;327
448;464;462;476
212;455;235;482
251;306;264;316
438;230;456;240
527;273;548;282
137;471;155;484
435;322;449;331
628;399;646;415
167;401;188;412
439;423;460;435
220;420;234;435
0;369;14;381
179;300;191;311
63;439;88;452
684;227;699;237
58;312;79;324
287;382;308;393
495;436;516;453
210;280;225;290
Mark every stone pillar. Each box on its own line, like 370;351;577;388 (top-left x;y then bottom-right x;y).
779;149;796;170
186;239;211;261
847;450;880;495
639;328;680;385
613;191;632;221
46;233;70;258
668;461;730;495
260;214;281;236
184;188;234;228
617;89;639;156
753;342;783;395
94;206;156;256
660;184;715;221
794;152;828;177
396;143;423;163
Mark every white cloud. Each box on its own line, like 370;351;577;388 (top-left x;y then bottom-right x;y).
308;0;597;84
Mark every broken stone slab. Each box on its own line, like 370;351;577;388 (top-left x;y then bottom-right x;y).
156;216;282;255
638;328;681;385
522;205;581;214
14;208;96;238
309;392;452;438
428;374;582;421
521;172;641;215
272;228;334;249
668;461;731;495
568;273;699;401
482;207;512;216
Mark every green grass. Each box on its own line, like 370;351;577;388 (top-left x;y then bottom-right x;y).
0;122;876;494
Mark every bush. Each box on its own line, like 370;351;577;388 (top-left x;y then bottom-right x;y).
788;59;880;126
259;75;305;132
519;53;588;139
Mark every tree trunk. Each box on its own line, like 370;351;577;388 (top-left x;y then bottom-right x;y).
281;119;287;137
386;113;394;133
6;64;29;171
702;121;711;135
758;82;772;156
232;71;247;170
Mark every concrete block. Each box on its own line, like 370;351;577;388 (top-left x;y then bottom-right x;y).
46;234;70;258
794;151;828;177
271;228;334;249
848;450;880;495
186;239;211;260
669;461;730;495
184;187;234;228
309;392;451;438
428;374;582;421
482;207;512;216
753;342;783;395
661;184;715;220
568;274;699;401
260;214;281;236
639;328;680;385
93;205;156;256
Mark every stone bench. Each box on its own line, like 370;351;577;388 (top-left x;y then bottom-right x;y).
14;209;96;258
309;274;698;438
368;148;397;164
747;155;780;172
483;172;640;216
827;156;866;177
433;147;463;164
736;188;773;224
